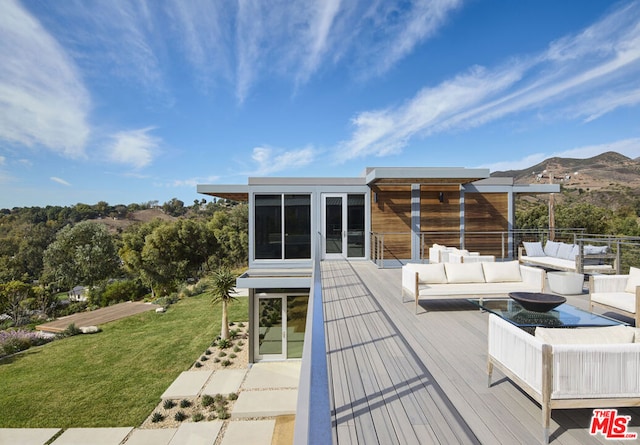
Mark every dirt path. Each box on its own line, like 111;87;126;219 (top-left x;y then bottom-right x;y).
36;301;161;333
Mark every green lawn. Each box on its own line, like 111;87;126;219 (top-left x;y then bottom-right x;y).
0;293;248;428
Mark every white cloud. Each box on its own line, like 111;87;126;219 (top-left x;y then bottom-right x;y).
0;156;5;166
168;176;221;188
335;1;640;162
480;138;640;172
250;145;316;175
50;177;71;186
107;127;160;169
0;0;91;157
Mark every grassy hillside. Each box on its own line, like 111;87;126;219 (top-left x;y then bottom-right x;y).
0;293;248;428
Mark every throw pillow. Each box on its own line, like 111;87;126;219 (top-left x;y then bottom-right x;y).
522;241;545;257
584;244;609;255
625;266;640;294
535;325;635;344
406;263;448;284
556;243;575;260
543;240;561;257
444;262;485;283
482;261;522;283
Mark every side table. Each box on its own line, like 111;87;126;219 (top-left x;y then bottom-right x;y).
547;271;585;295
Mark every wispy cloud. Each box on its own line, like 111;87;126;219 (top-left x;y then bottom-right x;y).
480;138;640;172
107;127;160;169
249;145;316;175
335;1;640;162
50;176;71;186
158;176;221;188
0;0;90;158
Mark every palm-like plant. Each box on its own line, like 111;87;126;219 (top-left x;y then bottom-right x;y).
210;268;238;340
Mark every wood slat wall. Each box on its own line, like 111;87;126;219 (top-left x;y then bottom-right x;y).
420;189;461;247
370;186;412;260
464;192;508;256
370;185;511;260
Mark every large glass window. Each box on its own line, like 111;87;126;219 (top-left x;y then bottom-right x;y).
255;195;282;259
285;195;311;259
254;194;311;260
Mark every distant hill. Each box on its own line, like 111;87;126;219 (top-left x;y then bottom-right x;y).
491;151;640;210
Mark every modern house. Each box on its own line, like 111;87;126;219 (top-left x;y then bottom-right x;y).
197;166;558;364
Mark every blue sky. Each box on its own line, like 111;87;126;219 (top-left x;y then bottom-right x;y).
2;0;640;208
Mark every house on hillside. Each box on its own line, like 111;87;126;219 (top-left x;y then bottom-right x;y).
197;166;558;363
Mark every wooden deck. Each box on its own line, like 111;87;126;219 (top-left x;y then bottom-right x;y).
321;260;640;444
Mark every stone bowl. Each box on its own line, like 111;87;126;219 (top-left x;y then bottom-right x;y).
509;292;566;313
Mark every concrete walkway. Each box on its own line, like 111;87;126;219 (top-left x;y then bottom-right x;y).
0;361;301;445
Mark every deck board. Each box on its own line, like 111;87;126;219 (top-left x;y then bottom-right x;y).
321;260;640;444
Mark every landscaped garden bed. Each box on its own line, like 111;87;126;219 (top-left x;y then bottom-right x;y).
139;321;249;429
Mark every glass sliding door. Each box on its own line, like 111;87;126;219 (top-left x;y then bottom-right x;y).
323;193;365;259
255;293;309;361
256;296;283;359
284;195;311;259
347;194;365;258
324;195;343;257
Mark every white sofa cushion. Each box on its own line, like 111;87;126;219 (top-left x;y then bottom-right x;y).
592;292;637;314
482;261;522;283
544;240;561;257
625;266;640;293
406;263;448;284
523;241;545;257
556;243;575;260
444;262;485;283
535;325;635;345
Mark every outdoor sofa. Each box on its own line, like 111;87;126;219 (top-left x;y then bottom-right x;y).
589;267;640;326
401;261;545;313
518;240;618;274
488;314;640;443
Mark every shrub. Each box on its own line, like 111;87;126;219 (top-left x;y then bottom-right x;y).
237;322;245;328
201;394;214;407
221;359;232;367
228;392;238;401
229;329;239;340
194;361;202;368
151;412;164;423
233;345;241;353
213;358;220;363
200;355;208;361
216;408;230;420
179;399;191;408
213;394;224;403
163;399;176;409
204;349;211;355
57;323;82;338
229;353;237;359
237;340;244;346
218;351;227;358
217;338;231;349
192;412;204;422
174;410;186;422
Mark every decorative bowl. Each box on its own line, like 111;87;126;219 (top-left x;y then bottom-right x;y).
509;292;566;313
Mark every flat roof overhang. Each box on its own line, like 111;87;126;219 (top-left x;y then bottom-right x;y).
236;268;312;289
365;167;490;185
197;184;249;202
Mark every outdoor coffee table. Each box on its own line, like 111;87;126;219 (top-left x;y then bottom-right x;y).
469;298;627;330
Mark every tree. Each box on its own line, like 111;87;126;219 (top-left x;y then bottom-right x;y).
0;280;33;325
208;204;248;267
42;221;120;289
209;268;238;340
